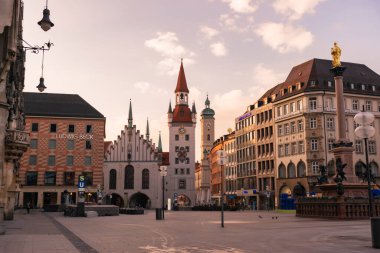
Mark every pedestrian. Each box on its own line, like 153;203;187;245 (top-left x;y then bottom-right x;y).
26;201;31;214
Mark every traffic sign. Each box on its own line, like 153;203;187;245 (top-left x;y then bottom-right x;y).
78;175;86;190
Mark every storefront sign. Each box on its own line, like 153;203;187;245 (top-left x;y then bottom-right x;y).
55;133;93;140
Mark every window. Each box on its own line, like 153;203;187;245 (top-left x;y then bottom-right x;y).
67;140;74;150
310;80;316;86
278;164;286;178
297;162;306;177
142;169;149;189
291;142;297;155
26;172;38;186
278;145;283;157
278;125;283;136
186;168;190;174
180;168;185;175
86;125;92;133
68;124;75;133
48;139;56;149
84;156;92;166
355;140;363;153
175;168;178;175
365;101;372;111
175;158;179;164
373;86;376;92
277;107;282;117
109;169;117;189
124;165;134;189
45;172;56;185
179;179;186;189
284;123;290;134
312;161;319;175
48;155;55;166
288;163;296;178
66;156;74;166
290;102;295;113
85;140;92;149
82;172;93;186
362;84;366;91
297;100;303;111
30;139;38;149
352;100;359;110
207;134;210;141
311;139;318;151
298;120;304;131
50;123;57;133
309;97;317;110
291;122;296;133
326;118;334;130
328;139;334;151
284;104;289;115
31;123;39;132
351;83;355;89
185;134;189;141
310;117;317;129
369;141;376;154
285;144;290;156
327;81;332;87
29;155;37;165
175;135;179;141
299;141;304;153
64;172;75;186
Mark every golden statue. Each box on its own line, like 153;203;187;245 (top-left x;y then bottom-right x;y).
331;42;341;68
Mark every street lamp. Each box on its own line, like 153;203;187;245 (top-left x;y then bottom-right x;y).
217;147;226;228
38;0;54;31
354;109;375;217
159;166;167;220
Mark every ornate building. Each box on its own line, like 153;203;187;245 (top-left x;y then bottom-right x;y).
167;61;196;207
104;101;163;208
196;95;215;204
0;0;29;222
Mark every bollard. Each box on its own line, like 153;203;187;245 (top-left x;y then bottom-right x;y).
371;218;380;248
155;208;162;220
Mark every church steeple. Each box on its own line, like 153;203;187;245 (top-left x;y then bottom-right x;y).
146;118;150;140
158;131;162;152
175;59;189;93
128;99;133;128
168;101;172;113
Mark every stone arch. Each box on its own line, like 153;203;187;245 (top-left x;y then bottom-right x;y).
129;192;151;208
355;160;365;178
287;162;296;178
106;193;124;207
279;184;291;196
278;163;286;179
293;182;306;197
124;165;134;189
142;169;149;189
297;160;306;177
109;169;117;190
176;194;191;207
371;161;379;177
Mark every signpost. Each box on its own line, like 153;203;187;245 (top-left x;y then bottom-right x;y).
77;175;86;217
217;149;226;228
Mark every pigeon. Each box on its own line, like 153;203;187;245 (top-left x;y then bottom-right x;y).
258;215;263;219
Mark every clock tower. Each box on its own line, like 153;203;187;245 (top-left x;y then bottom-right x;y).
197;95;215;204
167;60;196;207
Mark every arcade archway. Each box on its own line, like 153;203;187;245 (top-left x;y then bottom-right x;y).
177;194;191;207
106;193;124;207
129;192;151;208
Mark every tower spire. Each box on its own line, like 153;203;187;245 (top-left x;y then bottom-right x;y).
146;117;150;140
175;60;189;93
168;101;172;113
128;99;133;128
158;131;162;152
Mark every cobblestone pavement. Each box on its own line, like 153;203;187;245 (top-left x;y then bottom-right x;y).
1;209;379;253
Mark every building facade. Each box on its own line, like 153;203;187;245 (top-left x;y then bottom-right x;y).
18;92;105;208
167;61;197;206
273;59;380;207
223;131;237;206
103;101;163;208
196;95;215;205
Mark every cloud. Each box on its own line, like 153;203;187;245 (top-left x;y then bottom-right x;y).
200;26;219;40
210;42;227;56
250;64;285;101
273;0;325;20
145;32;195;75
219;14;254;32
133;81;169;95
255;22;313;53
222;0;259;13
133;82;151;93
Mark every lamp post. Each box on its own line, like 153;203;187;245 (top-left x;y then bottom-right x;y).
38;0;54;31
217;147;226;228
159;166;167;220
354;109;375;217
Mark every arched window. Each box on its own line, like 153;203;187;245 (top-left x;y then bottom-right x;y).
288;162;296;178
109;169;117;189
207;134;210;141
297;161;306;177
278;163;286;178
124;165;134;189
355;161;365;178
142;169;149;189
371;162;379;177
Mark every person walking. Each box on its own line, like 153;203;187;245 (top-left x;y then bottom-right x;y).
26;201;31;214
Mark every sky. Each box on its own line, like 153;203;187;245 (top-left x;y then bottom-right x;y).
22;0;380;161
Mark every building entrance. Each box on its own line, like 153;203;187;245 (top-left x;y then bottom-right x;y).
129;192;150;208
23;192;38;208
43;192;57;205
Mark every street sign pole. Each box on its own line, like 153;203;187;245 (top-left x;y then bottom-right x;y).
217;148;226;228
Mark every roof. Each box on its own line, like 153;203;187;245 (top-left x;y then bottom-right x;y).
172;105;193;123
104;141;112;155
23;92;104;118
201;108;215;117
175;61;189;93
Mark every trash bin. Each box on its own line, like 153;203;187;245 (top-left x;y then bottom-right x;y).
155;208;162;220
371;217;380;248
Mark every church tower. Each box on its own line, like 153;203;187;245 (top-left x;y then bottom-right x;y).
167;60;196;207
198;95;215;204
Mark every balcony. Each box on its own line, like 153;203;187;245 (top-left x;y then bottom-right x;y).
5;130;30;161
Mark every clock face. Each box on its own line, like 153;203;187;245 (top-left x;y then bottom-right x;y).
178;127;186;134
177;147;187;163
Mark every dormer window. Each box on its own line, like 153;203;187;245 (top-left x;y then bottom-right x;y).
327;81;332;87
372;85;376;92
310;80;316;87
351;83;355;89
362;84;365;91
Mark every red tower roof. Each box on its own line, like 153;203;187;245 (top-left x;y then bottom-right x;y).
175;61;189;93
172;105;192;123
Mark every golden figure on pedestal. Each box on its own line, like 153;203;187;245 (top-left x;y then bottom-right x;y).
331;42;342;68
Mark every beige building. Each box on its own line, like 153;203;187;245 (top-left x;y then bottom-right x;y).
273;59;380;207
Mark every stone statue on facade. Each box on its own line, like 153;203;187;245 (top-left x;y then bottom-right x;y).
331;42;342;68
